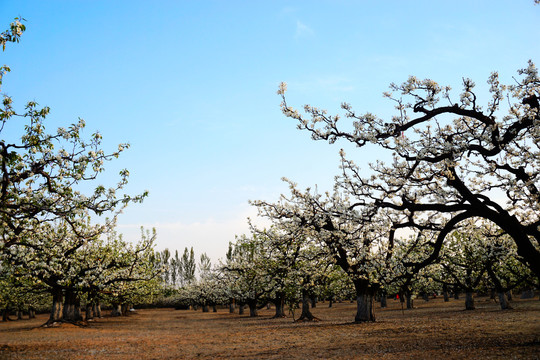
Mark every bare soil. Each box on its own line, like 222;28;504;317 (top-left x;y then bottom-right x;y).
1;297;539;359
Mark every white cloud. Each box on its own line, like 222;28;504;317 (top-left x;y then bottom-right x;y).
295;20;314;39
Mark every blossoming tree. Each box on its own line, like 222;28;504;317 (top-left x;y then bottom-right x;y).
277;61;540;279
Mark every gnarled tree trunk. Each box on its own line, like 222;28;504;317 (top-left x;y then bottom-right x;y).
354;280;376;322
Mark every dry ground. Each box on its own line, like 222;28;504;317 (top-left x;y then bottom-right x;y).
0;296;539;359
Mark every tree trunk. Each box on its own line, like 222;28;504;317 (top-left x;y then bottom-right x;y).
310;295;317;308
229;301;235;314
202;305;209;312
238;304;245;315
121;304;129;316
111;303;122;317
212;305;217;312
272;293;286;318
443;285;449;302
453;287;460;300
506;290;513;301
48;288;64;324
297;289;315;321
93;303;102;318
17;310;23;320
29;308;35;319
405;291;414;310
465;292;475;310
248;300;258;317
498;292;512;310
86;304;94;321
328;298;333;308
353;280;376;322
490;289;497;302
380;294;387;308
521;289;535;299
63;290;83;322
2;309;9;322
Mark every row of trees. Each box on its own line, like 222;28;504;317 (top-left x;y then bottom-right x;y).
165;59;539;322
263;57;539;320
162;208;534;322
0;19;161;325
2;17;537;325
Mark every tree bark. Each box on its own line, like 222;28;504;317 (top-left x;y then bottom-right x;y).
443;285;449;302
48;288;64;324
238;304;245;315
380;294;387;308
272;293;286;318
297;289;315;321
17;310;23;320
248;300;258;317
498;292;512;310
63;290;83;322
212;305;217;312
453;286;460;300
86;303;94;321
121;304;129;316
465;292;475;310
111;303;122;317
310;295;317;308
353;280;376;322
202;305;209;313
405;291;414;310
2;309;9;322
93;303;102;318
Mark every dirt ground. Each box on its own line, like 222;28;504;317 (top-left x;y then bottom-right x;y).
0;296;539;359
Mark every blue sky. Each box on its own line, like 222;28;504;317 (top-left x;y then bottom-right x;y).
1;1;539;262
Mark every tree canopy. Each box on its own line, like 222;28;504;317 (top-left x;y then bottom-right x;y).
278;61;540;279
